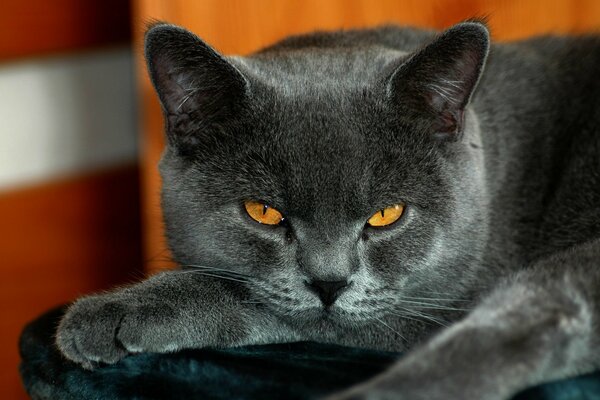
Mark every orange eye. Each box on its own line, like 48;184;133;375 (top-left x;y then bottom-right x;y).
367;204;405;227
244;201;284;225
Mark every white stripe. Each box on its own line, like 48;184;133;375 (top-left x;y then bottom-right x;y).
0;47;138;190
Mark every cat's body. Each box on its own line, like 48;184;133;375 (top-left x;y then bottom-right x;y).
56;22;600;399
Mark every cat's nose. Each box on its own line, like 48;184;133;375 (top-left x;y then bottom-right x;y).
306;279;350;307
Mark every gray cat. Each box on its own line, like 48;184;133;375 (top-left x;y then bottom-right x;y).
56;20;600;400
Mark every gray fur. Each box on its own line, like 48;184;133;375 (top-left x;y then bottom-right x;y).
56;21;600;399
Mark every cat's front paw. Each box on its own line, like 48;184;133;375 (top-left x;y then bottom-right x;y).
56;294;180;369
56;295;130;369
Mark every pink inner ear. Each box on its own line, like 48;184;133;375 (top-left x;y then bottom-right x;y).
152;53;194;114
423;80;464;136
425;81;463;111
386;22;489;131
421;49;483;138
424;52;481;111
432;108;464;138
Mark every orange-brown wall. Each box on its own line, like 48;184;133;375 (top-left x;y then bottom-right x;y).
133;0;600;274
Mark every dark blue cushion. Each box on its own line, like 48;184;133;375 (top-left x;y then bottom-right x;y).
19;307;600;399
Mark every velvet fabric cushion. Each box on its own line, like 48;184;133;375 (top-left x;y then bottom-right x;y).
19;306;600;399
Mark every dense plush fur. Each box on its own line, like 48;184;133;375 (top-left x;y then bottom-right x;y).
56;21;600;399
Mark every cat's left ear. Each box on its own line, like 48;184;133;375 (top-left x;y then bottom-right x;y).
387;21;490;140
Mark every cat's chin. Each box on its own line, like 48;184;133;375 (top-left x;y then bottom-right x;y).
281;306;372;329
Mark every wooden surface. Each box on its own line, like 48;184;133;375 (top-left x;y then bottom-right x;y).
0;0;131;61
1;165;143;399
133;0;599;274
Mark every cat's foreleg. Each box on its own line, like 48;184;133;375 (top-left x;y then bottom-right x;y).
330;239;600;400
56;271;299;369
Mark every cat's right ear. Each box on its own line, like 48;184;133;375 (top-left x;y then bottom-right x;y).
386;21;490;141
144;23;248;146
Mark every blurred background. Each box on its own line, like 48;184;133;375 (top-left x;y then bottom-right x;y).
1;0;598;398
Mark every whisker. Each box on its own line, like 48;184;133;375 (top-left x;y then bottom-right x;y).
396;299;470;312
424;290;475;297
384;310;441;327
179;270;250;284
183;264;253;278
380;310;426;325
398;295;471;303
373;316;407;342
392;306;449;327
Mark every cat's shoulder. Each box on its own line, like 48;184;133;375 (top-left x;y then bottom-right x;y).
483;34;600;90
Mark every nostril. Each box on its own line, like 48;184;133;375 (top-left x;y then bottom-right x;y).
306;279;350;307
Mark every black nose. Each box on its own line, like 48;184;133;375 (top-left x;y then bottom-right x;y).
306;280;350;307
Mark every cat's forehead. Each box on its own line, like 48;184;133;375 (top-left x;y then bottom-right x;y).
252;89;378;173
238;101;422;218
204;48;439;215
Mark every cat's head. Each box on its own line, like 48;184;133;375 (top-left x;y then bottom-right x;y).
145;21;490;328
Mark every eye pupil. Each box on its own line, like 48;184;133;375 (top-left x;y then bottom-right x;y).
244;201;285;226
367;203;405;228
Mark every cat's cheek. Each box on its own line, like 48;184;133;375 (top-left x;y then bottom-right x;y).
232;226;297;272
362;227;436;282
237;205;292;246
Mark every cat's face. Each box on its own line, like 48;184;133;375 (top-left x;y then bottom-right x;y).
146;22;490;327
